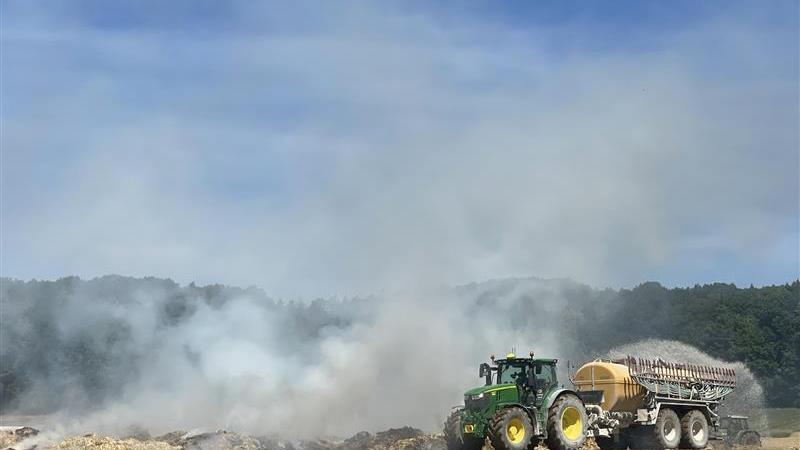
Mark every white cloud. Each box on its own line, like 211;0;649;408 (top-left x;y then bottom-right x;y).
3;2;798;297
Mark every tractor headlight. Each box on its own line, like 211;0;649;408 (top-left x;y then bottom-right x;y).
471;393;485;400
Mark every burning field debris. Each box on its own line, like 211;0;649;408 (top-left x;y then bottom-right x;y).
0;427;447;450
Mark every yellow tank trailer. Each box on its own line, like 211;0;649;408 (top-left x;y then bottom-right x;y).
573;361;645;412
568;357;736;450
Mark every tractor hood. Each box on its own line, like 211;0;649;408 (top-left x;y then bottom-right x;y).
464;383;516;397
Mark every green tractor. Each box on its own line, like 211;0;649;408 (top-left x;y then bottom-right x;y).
444;353;588;450
714;416;762;448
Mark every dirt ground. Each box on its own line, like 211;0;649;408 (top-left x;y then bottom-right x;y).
0;426;445;450
0;418;798;450
759;431;800;450
2;430;799;450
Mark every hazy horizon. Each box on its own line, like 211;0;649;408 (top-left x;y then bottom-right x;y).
3;273;799;302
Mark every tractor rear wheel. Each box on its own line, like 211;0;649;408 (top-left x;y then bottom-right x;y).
546;394;587;450
488;407;535;450
653;408;681;449
679;410;708;449
445;409;484;450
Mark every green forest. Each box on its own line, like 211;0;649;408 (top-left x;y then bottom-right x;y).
568;281;800;407
1;276;798;413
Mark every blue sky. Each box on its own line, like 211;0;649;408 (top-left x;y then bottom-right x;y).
3;1;798;297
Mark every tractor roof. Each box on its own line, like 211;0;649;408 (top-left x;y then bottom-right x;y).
494;355;557;364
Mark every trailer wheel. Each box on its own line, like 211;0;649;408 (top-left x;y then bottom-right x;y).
653;408;681;449
546;394;587;450
679;410;708;449
445;408;484;450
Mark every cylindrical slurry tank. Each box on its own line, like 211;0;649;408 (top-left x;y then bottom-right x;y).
573;361;645;412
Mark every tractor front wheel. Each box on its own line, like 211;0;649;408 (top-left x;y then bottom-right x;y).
546;394;587;450
445;409;484;450
488;407;535;450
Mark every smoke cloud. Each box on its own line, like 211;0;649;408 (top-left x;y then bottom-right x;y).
1;276;608;436
2;277;772;438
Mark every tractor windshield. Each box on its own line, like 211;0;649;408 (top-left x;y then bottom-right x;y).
496;363;526;384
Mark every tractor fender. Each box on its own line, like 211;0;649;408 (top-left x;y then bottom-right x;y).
542;388;583;411
497;403;542;436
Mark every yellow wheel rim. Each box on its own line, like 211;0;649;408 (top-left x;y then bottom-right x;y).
561;406;582;441
506;417;526;444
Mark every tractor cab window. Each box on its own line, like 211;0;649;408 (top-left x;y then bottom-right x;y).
728;419;744;433
533;363;555;390
497;363;526;384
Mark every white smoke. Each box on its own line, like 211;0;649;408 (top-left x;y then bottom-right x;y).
3;277;579;438
2;277;776;439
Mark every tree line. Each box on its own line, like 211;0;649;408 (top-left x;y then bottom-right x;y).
0;276;797;413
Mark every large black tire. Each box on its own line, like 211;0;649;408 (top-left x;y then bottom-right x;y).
653;408;681;449
546;394;588;450
445;409;484;450
679;410;708;449
739;431;761;447
488;407;535;450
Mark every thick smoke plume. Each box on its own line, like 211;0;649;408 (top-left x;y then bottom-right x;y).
0;276;769;437
1;276;572;436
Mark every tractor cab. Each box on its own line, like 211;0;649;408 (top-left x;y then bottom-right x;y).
479;353;559;407
718;416;750;436
481;353;557;388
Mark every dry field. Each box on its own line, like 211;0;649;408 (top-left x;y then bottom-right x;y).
0;408;797;450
